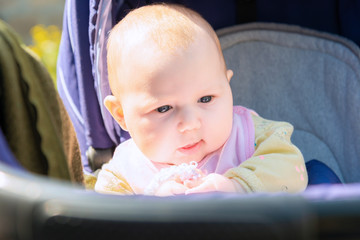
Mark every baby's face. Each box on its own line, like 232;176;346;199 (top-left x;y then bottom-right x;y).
119;34;233;165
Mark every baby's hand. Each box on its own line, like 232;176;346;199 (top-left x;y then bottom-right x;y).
185;173;244;194
154;180;189;196
145;161;205;196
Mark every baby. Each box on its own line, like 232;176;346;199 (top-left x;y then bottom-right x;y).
94;4;308;196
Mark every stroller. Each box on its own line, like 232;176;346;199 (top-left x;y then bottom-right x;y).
1;1;360;239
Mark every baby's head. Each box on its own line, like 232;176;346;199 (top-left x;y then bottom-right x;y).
105;4;234;165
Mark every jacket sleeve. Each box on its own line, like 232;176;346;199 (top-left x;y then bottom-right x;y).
94;160;134;195
224;114;308;193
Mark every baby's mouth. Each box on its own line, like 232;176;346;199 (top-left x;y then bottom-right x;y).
178;140;202;154
182;142;198;149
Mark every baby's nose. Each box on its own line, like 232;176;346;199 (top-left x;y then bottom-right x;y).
177;108;201;133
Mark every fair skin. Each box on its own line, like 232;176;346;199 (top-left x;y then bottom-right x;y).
105;29;243;195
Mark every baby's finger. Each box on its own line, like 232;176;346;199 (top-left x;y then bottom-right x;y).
185;181;213;195
156;181;188;196
171;182;189;195
183;178;203;189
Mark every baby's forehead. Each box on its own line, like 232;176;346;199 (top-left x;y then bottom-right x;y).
115;4;223;50
108;4;223;95
114;10;205;52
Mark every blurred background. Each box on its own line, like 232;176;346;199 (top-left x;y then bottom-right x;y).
0;0;64;83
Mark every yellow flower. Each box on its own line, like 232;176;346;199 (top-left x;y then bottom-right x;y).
28;24;61;86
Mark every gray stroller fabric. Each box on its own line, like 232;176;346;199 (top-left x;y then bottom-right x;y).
218;23;360;183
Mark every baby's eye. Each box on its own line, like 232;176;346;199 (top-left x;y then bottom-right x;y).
198;96;213;103
157;105;172;113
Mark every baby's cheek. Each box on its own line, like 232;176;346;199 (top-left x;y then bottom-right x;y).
209;116;232;148
139;129;177;163
134;135;158;160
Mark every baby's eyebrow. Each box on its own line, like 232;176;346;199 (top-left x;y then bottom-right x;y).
137;95;163;110
201;82;225;93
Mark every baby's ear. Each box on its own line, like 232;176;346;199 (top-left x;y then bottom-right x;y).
104;95;128;131
226;69;233;82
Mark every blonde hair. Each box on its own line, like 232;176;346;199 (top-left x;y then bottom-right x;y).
107;3;224;95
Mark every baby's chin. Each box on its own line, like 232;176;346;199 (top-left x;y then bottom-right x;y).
150;144;224;166
151;154;206;166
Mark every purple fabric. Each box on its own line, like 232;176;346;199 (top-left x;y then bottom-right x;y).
303;183;360;200
183;183;360;201
58;0;129;171
57;0;87;169
152;183;360;201
89;0;130;146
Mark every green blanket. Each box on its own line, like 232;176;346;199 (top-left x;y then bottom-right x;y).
0;20;83;184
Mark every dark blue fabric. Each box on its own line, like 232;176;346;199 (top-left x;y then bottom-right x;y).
339;1;360;47
171;0;238;30
0;128;24;171
257;0;360;46
306;160;342;185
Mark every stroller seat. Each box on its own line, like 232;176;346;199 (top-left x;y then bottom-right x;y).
218;22;360;184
